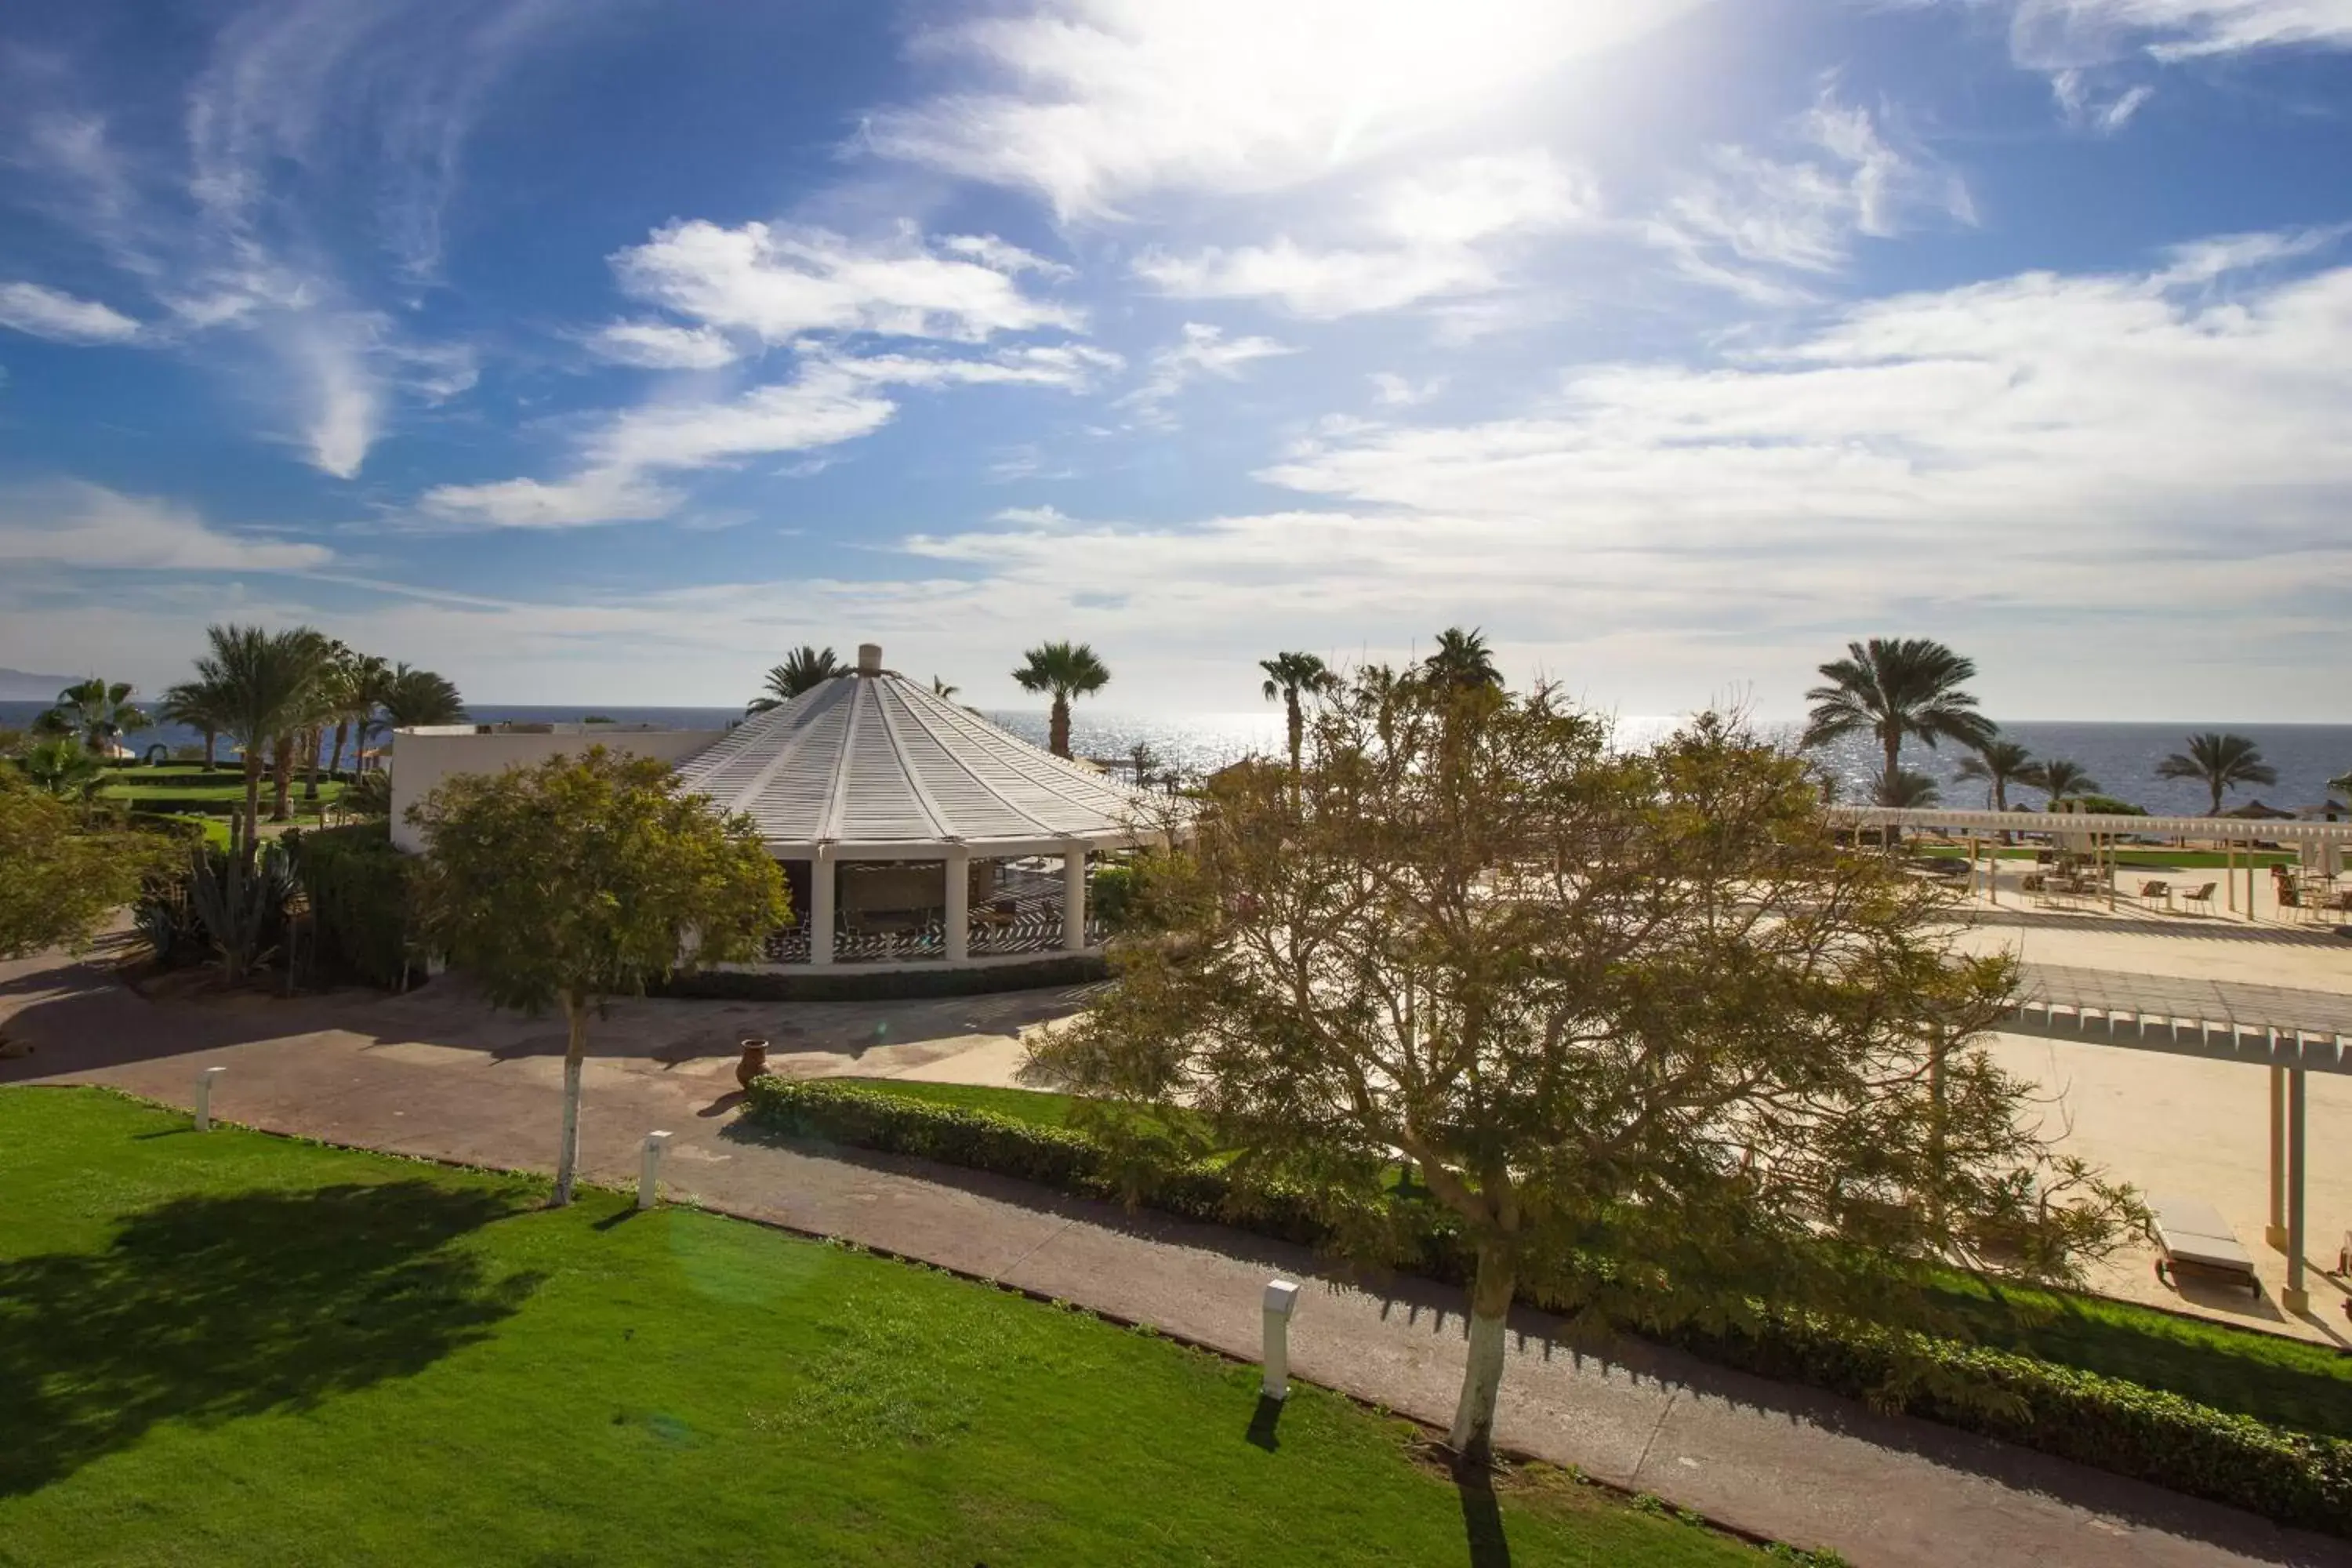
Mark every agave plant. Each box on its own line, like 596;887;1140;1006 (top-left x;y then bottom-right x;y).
186;843;296;982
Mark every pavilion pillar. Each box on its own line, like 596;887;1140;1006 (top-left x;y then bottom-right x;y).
1062;841;1087;951
2284;1066;2309;1313
2267;1063;2288;1250
944;843;970;963
810;844;836;967
2227;840;2238;914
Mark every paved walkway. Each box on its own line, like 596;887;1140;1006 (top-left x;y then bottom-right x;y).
0;948;2343;1568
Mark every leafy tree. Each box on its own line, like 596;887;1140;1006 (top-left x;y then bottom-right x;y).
0;728;26;760
1259;652;1337;779
157;678;234;771
38;678;150;755
748;647;844;713
378;662;466;731
0;779;173;960
1421;626;1503;691
1012;640;1111;758
408;749;790;1204
1036;672;2136;1467
2155;731;2278;815
1954;739;2034;811
2019;757;2100;808
22;737;106;801
1802;638;1996;805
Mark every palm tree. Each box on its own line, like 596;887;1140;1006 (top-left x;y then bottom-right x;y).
196;623;325;863
1012;641;1111;758
23;736;105;801
377;663;467;731
1876;769;1941;808
157;678;234;770
748;647;844;713
318;648;390;793
1955;739;2034;811
39;677;150;755
931;676;960;702
2330;768;2352;800
1422;627;1503;691
2156;731;2277;815
1802;637;1996;804
1260;652;1337;779
2021;757;2101;808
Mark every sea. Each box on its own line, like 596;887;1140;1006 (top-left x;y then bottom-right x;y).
5;700;2347;818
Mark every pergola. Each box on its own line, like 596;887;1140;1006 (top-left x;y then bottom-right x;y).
673;644;1171;968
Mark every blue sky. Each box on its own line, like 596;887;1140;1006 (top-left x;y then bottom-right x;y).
2;0;2350;717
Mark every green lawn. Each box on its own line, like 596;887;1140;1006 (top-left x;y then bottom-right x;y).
0;1087;1795;1568
837;1079;2352;1440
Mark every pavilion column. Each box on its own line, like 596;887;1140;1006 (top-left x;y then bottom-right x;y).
944;844;970;964
810;844;836;967
1062;840;1087;951
2284;1066;2309;1314
2267;1062;2288;1250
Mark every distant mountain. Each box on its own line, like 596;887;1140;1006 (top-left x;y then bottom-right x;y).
0;668;78;702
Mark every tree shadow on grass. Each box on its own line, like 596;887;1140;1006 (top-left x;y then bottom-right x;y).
1454;1465;1511;1568
0;1181;542;1497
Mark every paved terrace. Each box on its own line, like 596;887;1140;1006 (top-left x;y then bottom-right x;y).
0;942;2341;1568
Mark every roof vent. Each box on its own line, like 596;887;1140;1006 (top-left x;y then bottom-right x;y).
857;643;883;676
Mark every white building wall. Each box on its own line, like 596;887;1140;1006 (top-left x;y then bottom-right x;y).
388;726;728;852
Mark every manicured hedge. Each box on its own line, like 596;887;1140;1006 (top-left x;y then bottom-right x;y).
743;1077;2352;1537
286;822;415;988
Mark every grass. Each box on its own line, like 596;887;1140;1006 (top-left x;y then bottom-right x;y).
0;1087;1791;1568
835;1079;2352;1441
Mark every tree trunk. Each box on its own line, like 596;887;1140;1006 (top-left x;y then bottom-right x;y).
326;720;348;782
553;995;589;1206
1882;731;1902;847
1050;695;1071;758
303;725;322;802
1447;1239;1517;1466
240;753;263;862
202;728;218;771
1286;692;1303;779
270;735;295;821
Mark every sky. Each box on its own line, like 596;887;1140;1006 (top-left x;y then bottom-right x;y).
2;0;2350;720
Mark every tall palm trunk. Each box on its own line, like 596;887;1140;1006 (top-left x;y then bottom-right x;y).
238;753;264;861
1286;692;1304;779
325;720;349;782
1448;1237;1517;1465
270;734;295;821
1881;730;1903;848
303;724;323;802
201;728;218;771
554;992;590;1206
1049;695;1071;758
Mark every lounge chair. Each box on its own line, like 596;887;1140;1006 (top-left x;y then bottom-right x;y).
2176;881;2217;915
2151;1195;2260;1298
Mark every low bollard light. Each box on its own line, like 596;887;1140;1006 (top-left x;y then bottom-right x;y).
1261;1279;1302;1401
194;1066;227;1132
639;1131;675;1209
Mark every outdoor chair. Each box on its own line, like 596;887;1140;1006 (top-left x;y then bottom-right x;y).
2137;880;2170;909
2177;882;2217;915
2150;1195;2260;1298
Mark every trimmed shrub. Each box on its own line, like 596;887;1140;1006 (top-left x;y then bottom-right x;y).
286;822;415;988
742;1077;2352;1537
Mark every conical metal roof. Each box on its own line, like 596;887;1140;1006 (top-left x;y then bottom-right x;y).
675;655;1156;855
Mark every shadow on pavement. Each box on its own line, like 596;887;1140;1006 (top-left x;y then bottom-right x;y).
0;1181;540;1497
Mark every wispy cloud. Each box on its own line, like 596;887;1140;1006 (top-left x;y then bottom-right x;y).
0;482;332;572
2007;0;2352;64
1119;323;1296;417
0;281;143;344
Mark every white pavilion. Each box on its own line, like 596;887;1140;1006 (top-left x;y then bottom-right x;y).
390;644;1169;974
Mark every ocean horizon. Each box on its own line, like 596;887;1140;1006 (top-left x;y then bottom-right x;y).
6;700;2347;818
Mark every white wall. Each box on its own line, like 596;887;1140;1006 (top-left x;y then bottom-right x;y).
388;727;728;851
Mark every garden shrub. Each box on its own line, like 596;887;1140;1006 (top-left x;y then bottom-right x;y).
742;1076;2352;1537
286;822;416;988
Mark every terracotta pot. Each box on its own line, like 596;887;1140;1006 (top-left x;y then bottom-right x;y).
735;1037;771;1091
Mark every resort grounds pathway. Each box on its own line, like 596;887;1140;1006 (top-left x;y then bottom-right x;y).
0;945;2342;1568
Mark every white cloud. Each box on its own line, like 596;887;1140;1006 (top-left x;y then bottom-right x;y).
612;221;1080;344
1136;240;1498;318
588;320;741;369
2050;70;2154;132
1375;150;1599;245
0;281;143;343
862;0;1705;217
0;483;332;572
1120;323;1296;413
1370;372;1448;407
1650;91;1973;301
2007;0;2352;64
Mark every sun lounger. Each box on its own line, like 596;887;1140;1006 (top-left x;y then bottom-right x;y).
2151;1195;2259;1297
